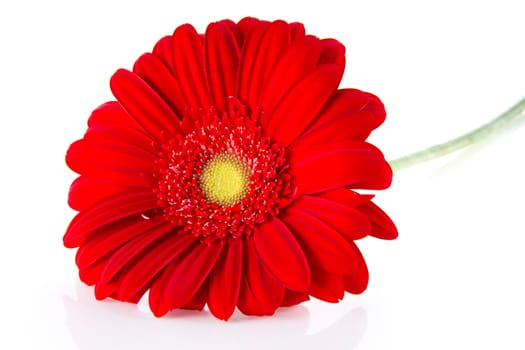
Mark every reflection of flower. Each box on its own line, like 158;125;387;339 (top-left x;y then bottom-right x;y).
64;17;397;320
63;283;367;349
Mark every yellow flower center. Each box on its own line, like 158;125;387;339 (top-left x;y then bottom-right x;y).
199;153;250;206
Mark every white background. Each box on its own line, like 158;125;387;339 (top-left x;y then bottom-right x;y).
1;0;524;349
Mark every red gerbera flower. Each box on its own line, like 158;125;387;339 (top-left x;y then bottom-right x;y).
64;17;397;320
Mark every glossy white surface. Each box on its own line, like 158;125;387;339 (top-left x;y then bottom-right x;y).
1;1;524;349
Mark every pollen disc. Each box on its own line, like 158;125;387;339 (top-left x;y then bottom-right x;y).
199;153;250;206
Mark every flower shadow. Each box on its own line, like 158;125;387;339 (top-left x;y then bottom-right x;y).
63;283;367;350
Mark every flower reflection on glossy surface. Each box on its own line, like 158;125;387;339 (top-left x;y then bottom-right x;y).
63;283;368;350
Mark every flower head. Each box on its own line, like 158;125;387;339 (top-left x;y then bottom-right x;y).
64;17;397;320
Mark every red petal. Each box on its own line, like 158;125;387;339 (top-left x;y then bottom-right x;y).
316;188;373;207
76;217;161;287
79;258;106;286
84;101;156;161
281;290;309;307
344;243;369;294
243;20;290;110
116;233;198;302
63;190;158;248
310;269;345;303
133;53;187;117
264;64;343;146
289;22;306;41
67;136;156;172
318;38;346;67
148;241;223;317
237;238;285;316
205;21;240;112
236;20;270;108
282;207;357;275
208;238;243;320
182;280;209;311
66;140;154;188
94;221;178;300
66;140;149;188
75;215;164;271
68;176;129;211
289;89;387;155
152;35;175;73
84;126;156;159
260;36;323;112
358;201;398;240
292;195;371;241
86;101;143;134
237;17;263;43
289;140;393;194
219;19;242;47
253;218;310;291
110;69;181;142
172;24;210;109
83;100;155;154
316;89;385;129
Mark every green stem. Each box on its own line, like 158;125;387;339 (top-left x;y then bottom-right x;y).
388;97;525;172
